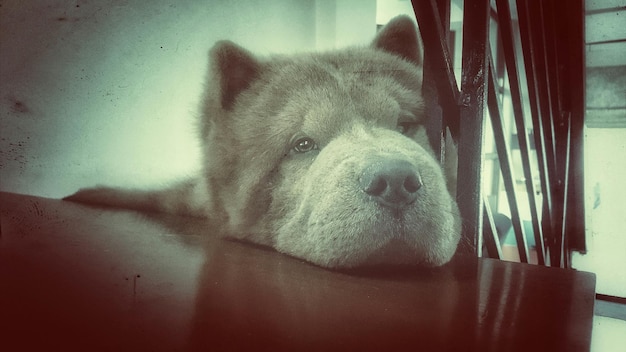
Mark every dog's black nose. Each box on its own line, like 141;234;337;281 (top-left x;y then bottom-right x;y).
360;159;422;209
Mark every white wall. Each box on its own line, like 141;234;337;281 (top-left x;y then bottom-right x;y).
572;127;626;297
316;0;376;50
1;0;320;198
0;1;389;199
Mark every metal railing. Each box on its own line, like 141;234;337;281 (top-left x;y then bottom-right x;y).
412;0;586;267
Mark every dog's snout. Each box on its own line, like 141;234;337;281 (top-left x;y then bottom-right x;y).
360;159;422;208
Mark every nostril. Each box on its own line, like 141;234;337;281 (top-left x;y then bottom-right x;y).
404;173;422;194
363;176;388;196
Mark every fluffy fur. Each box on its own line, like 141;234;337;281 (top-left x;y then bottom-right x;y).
65;16;461;268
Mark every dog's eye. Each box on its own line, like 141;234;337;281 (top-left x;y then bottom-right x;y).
397;112;419;134
396;121;419;134
292;137;318;153
396;122;411;134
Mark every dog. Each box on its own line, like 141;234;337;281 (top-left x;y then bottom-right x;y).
64;15;461;268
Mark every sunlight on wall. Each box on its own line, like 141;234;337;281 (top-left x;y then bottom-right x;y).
0;0;316;198
315;0;376;50
572;127;626;297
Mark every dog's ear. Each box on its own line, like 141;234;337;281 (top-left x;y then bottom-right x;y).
372;15;423;66
209;41;260;110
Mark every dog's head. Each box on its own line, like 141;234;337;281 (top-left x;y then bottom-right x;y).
202;16;461;268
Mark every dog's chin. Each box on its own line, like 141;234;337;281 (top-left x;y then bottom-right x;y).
334;234;455;269
361;237;425;266
301;226;451;269
351;210;459;268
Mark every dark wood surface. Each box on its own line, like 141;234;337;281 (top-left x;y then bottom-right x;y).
0;192;596;351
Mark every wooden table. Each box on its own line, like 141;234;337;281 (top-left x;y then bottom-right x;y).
0;192;596;351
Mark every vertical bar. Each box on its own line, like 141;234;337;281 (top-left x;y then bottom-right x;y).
516;0;554;265
546;0;586;266
483;199;503;259
542;0;564;119
555;116;572;267
487;54;530;263
541;0;566;266
455;0;491;256
494;30;506;86
411;0;461;139
422;0;451;161
527;0;557;190
563;0;586;255
495;0;546;265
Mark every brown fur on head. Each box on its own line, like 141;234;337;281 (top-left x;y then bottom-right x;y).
200;15;460;268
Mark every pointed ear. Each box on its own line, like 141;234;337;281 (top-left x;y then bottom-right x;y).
209;41;261;110
372;15;423;66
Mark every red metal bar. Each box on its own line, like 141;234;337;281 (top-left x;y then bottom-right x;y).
455;0;491;256
516;0;555;265
411;0;460;140
487;54;530;263
421;0;451;161
562;0;586;255
495;0;546;265
483;199;503;259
